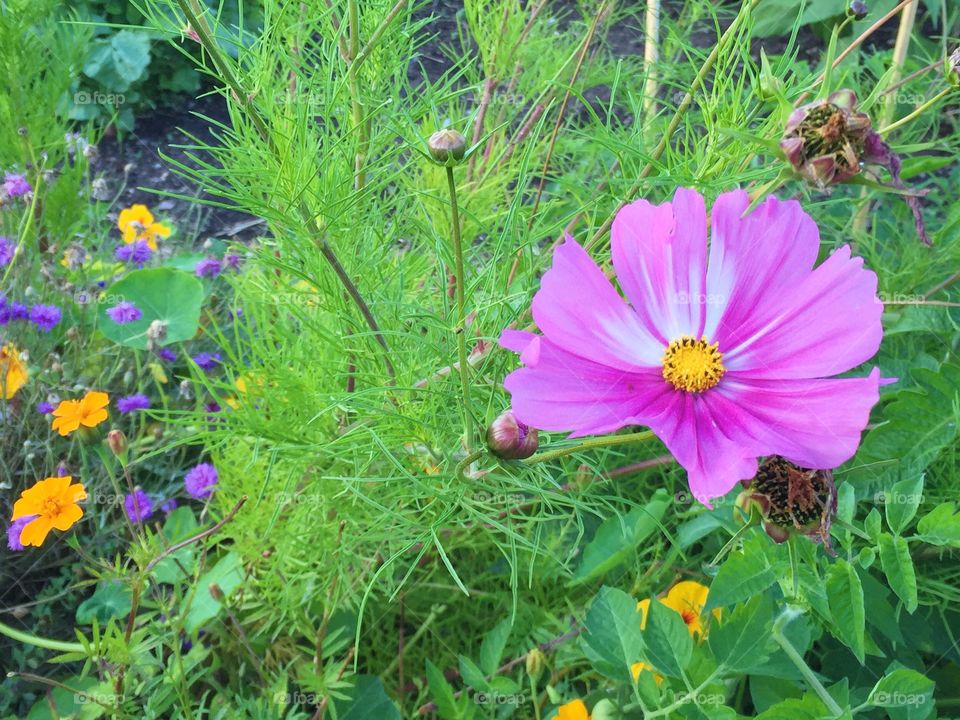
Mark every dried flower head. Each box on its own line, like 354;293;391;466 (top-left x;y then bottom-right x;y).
739;456;837;551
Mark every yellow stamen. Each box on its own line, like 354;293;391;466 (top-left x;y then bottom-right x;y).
662;336;725;393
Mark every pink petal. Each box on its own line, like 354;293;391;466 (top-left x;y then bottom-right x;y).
712;369;881;469
722;245;882;378
499;329;537;354
703;190;820;345
503;335;672;437
611;187;708;342
647;392;758;504
531;236;663;369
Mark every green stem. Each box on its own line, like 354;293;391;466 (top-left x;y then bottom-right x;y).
454;450;486;482
710;515;758;566
0;620;85;653
522;430;655;466
771;608;844;716
787;534;800;600
445;165;475;453
879;87;952;135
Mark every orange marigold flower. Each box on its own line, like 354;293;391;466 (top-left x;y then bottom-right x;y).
51;391;109;436
0;343;28;399
12;476;87;547
556;699;590;720
638;580;721;640
117;204;171;250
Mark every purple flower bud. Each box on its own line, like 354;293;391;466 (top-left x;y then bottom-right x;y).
2;172;31;198
115;240;153;267
195;258;223;278
191;352;222;372
117;393;151;413
160;498;178;514
486;410;539;460
36;401;55;414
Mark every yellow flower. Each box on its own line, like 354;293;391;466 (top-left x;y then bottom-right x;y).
118;204;171;250
51;391;109;436
12;476;87;547
0;343;28;399
631;661;664;685
556;699;590;720
638;581;721;640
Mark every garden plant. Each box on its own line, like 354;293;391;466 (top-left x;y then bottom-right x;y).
2;0;960;718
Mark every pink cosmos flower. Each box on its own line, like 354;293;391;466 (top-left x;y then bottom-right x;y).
501;188;883;504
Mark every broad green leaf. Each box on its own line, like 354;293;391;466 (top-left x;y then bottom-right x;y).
705;551;777;610
184;551;244;631
755;694;829;720
340;676;401;720
883;476;924;534
850;363;960;492
151;507;200;584
878;534;918;613
426;660;471;720
99;268;204;350
868;669;935;720
825;558;865;663
27;675;101;720
478;616;511;675
865;508;883;542
709;594;774;673
915;502;960;546
582;586;644;683
76;580;132;625
570;489;669;585
641;596;692;678
458;656;489;692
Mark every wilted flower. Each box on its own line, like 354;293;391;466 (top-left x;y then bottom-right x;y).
185;462;218;499
124;488;154;524
1;343;28;399
107;301;142;324
117;393;151;413
115;239;153;267
781;89;929;244
51;391;109;436
146;319;168;351
0;236;15;266
501;188;883;504
427;129;467;164
738;455;837;551
11;476;87;547
117;204;170;250
28;304;62;333
486;409;539;460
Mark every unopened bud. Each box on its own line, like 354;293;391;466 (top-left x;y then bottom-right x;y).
847;0;868;20
525;648;545;681
107;429;128;458
427;129;467;165
486;410;539;460
946;47;960;89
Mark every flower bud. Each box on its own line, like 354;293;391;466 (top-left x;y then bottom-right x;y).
427;129;467;165
525;648;546;682
847;0;868;20
946;47;960;89
145;319;168;352
107;429;128;458
741;456;837;552
486;410;539;460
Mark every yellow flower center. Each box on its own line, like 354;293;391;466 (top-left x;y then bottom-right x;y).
43;496;64;518
662;336;725;393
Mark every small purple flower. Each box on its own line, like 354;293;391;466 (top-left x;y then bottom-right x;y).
224;254;243;271
3;173;31;198
156;347;177;362
184;463;218;499
115;240;153;268
7;516;35;551
117;393;151;414
107;301;142;324
160;498;178;514
29;304;62;333
10;302;28;320
0;236;15;266
36;401;55;414
192;352;222;372
124;489;154;524
195;258;223;279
